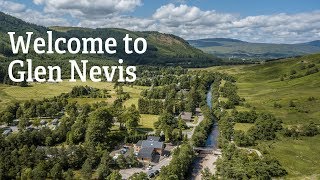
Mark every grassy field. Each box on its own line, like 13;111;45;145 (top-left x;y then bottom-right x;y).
198;54;320;178
0;81;147;108
234;123;254;132
259;135;320;179
204;54;320;125
122;86;148;108
138;114;159;132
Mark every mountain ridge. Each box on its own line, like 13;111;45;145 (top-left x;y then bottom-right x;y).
188;38;320;60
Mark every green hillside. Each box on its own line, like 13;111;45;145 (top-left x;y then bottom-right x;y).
188;38;320;61
0;11;220;68
202;54;320;178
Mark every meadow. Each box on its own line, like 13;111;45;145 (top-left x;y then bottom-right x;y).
0;81;152;129
201;54;320;178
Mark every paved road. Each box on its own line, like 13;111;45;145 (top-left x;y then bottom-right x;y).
183;115;204;139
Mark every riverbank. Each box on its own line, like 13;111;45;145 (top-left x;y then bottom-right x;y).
194;153;220;180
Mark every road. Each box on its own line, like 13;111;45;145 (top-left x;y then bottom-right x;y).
119;156;172;179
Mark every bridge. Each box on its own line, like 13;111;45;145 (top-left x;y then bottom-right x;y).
193;147;222;155
193;146;215;154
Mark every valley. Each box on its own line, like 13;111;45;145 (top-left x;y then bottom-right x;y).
0;10;320;180
199;54;320;178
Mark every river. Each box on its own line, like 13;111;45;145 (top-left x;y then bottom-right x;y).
205;85;219;148
189;84;219;179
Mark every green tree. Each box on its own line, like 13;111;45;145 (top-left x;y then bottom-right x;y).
63;169;74;180
129;172;148;180
303;122;319;136
106;170;122;180
201;167;216;180
85;108;113;146
21;168;33;180
116;154;127;169
18;117;29;130
68;116;87;144
97;151;112;180
81;158;92;180
124;105;140;133
50;163;63;180
32;162;47;180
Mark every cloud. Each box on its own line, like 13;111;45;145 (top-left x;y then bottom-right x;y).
0;0;26;13
34;0;142;19
149;4;320;43
78;16;155;31
0;0;71;26
153;4;236;27
1;1;320;43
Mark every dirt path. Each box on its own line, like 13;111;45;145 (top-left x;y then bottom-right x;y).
231;141;263;158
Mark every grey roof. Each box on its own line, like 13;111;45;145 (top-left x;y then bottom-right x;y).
52;119;59;125
141;140;164;149
136;140;143;146
138;147;154;159
180;112;192;120
147;136;160;142
2;129;12;135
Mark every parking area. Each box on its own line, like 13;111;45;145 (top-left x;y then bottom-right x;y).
119;155;172;179
118;143;175;179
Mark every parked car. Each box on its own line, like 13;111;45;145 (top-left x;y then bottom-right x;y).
120;148;127;154
148;173;155;178
154;170;159;175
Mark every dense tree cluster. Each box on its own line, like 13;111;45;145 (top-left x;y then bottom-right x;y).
138;98;164;115
283;122;319;138
233;110;258;123
0;83;146;179
219;81;242;109
0;96;67;124
129;172;148;180
216;144;287;179
158;143;195;180
192;106;215;147
247;113;283;141
154;112;185;143
68;85;111;98
210;76;288;179
133;66;188;87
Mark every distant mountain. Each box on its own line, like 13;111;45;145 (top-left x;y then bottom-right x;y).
188;38;320;61
0;11;221;67
304;40;320;47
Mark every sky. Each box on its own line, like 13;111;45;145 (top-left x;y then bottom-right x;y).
0;0;320;43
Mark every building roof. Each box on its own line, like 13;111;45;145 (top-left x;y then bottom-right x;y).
141;140;164;149
137;147;154;159
2;129;12;135
180;112;192;121
147;136;160;142
136;140;143;146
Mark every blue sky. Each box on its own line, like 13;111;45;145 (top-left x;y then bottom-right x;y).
14;0;320;17
1;0;320;43
132;0;320;17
